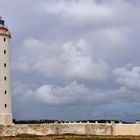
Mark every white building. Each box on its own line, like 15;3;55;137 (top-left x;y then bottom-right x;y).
0;18;12;125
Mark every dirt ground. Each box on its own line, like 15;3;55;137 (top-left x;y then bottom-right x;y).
0;134;140;140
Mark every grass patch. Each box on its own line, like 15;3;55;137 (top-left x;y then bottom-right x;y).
0;135;140;140
17;134;41;138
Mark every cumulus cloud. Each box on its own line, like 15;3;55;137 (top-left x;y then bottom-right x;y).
61;40;109;80
27;81;90;105
42;0;140;27
113;64;140;90
13;80;140;107
13;38;109;81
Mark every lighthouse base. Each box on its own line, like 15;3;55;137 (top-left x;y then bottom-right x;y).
0;113;13;125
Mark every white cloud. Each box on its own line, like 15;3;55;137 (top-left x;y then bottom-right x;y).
113;64;140;90
13;38;109;81
62;40;109;81
13;80;140;106
12;81;108;105
42;0;140;27
27;81;90;105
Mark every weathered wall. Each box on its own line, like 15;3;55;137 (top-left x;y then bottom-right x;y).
58;123;112;135
113;124;140;135
0;123;140;136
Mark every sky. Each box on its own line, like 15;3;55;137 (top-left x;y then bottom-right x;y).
0;0;140;121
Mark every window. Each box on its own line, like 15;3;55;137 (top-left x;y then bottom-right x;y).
4;90;7;94
4;38;6;42
4;76;6;81
5;104;7;108
4;63;6;67
4;50;6;54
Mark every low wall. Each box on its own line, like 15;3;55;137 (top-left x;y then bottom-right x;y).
113;124;140;135
0;123;140;136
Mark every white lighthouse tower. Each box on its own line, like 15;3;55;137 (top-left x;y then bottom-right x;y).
0;18;12;125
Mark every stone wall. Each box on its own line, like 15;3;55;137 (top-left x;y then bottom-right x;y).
0;123;140;136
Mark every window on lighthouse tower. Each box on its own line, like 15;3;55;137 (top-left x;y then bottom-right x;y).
4;38;6;42
4;76;7;81
4;90;7;94
4;50;6;54
5;104;7;108
4;63;6;67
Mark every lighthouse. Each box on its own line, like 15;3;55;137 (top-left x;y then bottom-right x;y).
0;18;12;125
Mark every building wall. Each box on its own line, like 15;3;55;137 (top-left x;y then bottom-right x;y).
0;123;140;136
